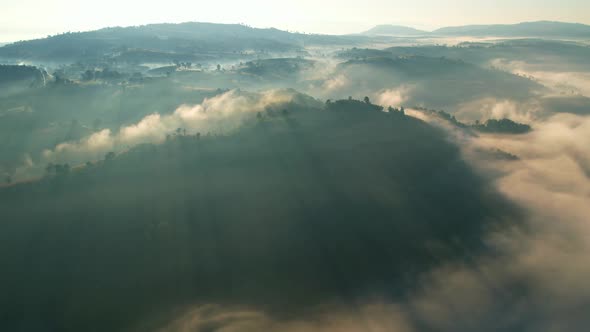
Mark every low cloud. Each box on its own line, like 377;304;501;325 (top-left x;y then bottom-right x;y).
375;85;414;107
491;58;590;97
454;98;541;123
321;74;351;92
157;303;414;332
424;112;590;331
17;89;317;180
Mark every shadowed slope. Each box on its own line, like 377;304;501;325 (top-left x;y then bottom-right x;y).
0;103;521;331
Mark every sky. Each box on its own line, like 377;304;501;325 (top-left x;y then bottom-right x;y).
1;0;590;42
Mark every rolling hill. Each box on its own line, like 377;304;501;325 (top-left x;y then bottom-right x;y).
362;25;428;36
0;99;520;331
0;22;367;63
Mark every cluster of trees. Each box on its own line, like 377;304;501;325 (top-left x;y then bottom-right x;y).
0;65;46;85
387;106;406;115
325;97;384;112
173;60;195;69
324;97;410;118
472;118;532;134
166;128;203;142
239;58;313;77
435;110;467;128
45;163;71;176
166;128;186;140
425;109;532;134
80;68;123;81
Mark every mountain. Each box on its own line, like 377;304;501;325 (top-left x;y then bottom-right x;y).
0;22;367;62
0;98;518;331
433;21;590;37
362;25;428;36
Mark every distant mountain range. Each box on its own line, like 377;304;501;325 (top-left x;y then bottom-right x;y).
2;21;589;64
363;21;590;38
434;21;590;37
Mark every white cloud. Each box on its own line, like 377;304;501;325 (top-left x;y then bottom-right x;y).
15;89;314;180
375;85;414;108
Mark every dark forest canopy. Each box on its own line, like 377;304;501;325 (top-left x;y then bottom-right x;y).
417;108;533;134
472;118;532;134
0;65;47;84
0;101;521;331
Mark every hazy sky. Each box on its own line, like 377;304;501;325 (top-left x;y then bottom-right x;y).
2;0;590;42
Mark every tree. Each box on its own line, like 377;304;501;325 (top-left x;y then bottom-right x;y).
217;64;221;71
256;112;263;120
364;96;371;104
45;163;55;175
105;152;116;161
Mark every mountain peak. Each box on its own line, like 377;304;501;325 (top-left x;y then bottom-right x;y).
363;25;428;36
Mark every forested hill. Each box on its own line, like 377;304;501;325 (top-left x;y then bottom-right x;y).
0;22;367;62
0;100;520;331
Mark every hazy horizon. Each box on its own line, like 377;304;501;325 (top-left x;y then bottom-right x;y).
2;0;590;42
